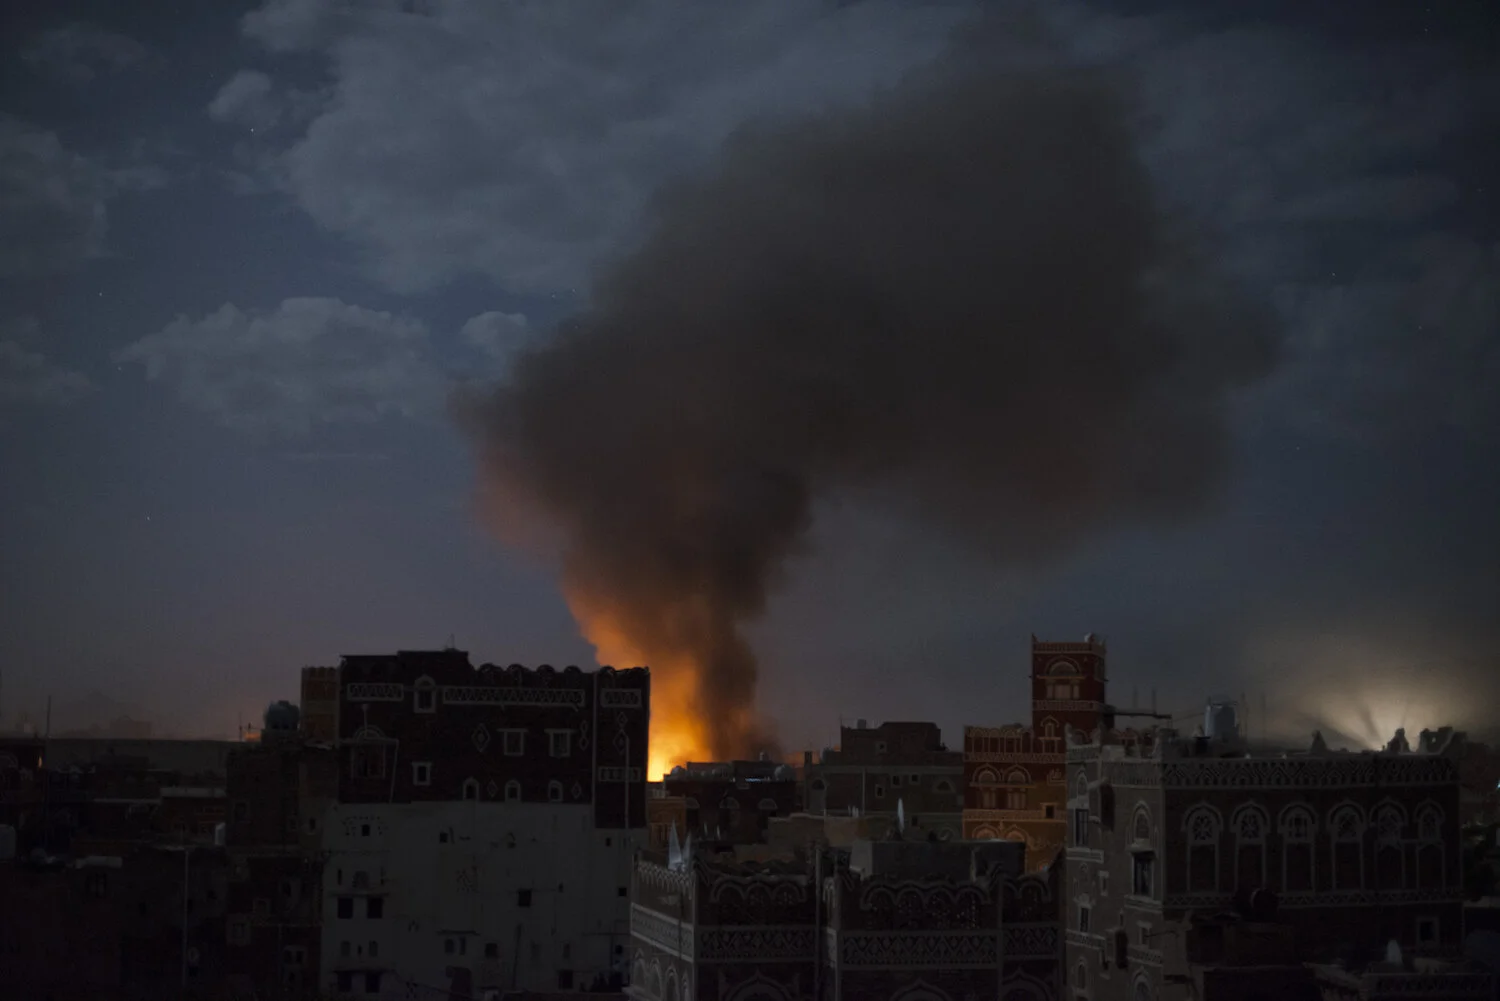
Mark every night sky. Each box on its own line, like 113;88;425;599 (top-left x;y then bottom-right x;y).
1;0;1496;753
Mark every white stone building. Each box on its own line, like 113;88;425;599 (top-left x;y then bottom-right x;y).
320;800;645;997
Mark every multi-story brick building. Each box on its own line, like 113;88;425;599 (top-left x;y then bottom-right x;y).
662;758;800;844
1063;715;1468;1001
627;831;1061;1001
223;707;338;1001
964;635;1111;870
804;720;965;840
312;652;650;996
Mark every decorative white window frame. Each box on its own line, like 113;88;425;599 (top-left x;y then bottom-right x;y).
546;729;572;758
505;780;522;803
461;778;479;801
1230;802;1268;890
1278;803;1318;892
412;676;437;714
1183;803;1222;893
548;780;564;803
1328;802;1367;891
411;762;431;787
1414;800;1446;889
500;728;525;757
1373;799;1408;889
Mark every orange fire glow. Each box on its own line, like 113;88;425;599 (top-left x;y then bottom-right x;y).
569;596;712;781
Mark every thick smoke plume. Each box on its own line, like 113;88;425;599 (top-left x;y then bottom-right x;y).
460;26;1276;768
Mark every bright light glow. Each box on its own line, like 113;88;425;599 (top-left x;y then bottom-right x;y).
568;592;711;782
1249;629;1478;751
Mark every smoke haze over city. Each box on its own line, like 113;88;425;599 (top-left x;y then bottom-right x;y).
0;0;1497;757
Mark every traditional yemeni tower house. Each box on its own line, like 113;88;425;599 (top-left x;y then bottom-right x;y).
963;634;1110;870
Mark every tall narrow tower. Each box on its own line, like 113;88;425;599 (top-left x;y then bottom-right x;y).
1030;633;1109;747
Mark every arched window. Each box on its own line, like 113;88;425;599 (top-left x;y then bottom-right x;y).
461;778;479;801
1004;768;1030;810
1330;804;1365;890
1134;979;1153;1001
548;781;563;803
1374;803;1406;889
1133;808;1151;843
1415;803;1444;888
976;767;1000;809
1184;805;1221;892
1231;804;1268;890
504;780;521;802
720;796;741;830
1046;661;1081;700
413;676;436;713
1278;804;1316;893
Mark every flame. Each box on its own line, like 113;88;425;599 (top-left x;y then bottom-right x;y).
569;595;712;781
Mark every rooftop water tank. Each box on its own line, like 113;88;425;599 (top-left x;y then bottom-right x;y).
1204;698;1240;741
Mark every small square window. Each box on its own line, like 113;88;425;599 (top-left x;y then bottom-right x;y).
336;897;353;920
617;887;628;898
360;823;371;837
1417;916;1439;944
336;972;353;993
892;775;902;787
366;898;384;919
1098;871;1109;895
875;741;888;754
231;801;250;823
549;730;571;757
503;730;525;756
1079;906;1091;934
517;889;532;907
364;972;382;993
485;942;499;959
874;784;885;799
1045;804;1056;819
412;762;432;786
558;970;574;989
439;831;449;844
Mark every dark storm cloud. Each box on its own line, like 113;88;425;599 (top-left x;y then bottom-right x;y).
231;0;966;293
458;22;1277;758
21;22;148;86
0;338;93;409
0;117;109;277
115;298;447;435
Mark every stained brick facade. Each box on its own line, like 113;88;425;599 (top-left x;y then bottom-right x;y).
332;651;650;828
804;721;965;840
